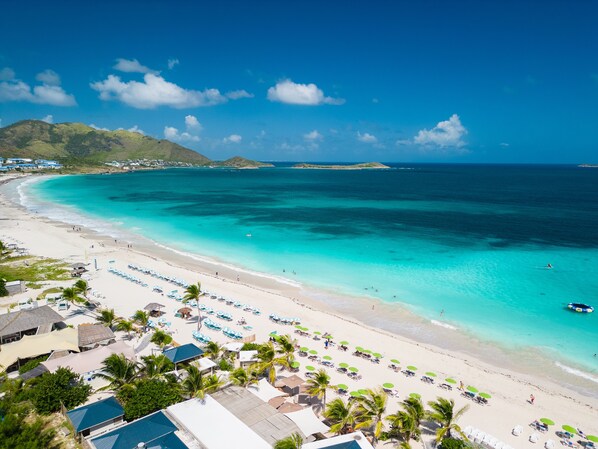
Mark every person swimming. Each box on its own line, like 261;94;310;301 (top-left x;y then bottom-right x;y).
547;263;553;269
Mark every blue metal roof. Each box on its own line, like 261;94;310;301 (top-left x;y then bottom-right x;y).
89;411;181;449
163;343;204;364
320;442;361;449
67;396;124;433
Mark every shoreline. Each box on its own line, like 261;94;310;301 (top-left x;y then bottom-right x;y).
2;172;598;445
3;173;598;402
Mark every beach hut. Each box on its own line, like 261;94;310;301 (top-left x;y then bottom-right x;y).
66;396;124;439
78;324;116;350
162;343;204;368
278;374;306;397
144;302;166;317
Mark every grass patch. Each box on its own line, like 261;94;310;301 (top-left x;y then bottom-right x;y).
0;256;71;283
37;287;63;300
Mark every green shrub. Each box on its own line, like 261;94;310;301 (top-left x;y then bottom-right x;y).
120;379;181;421
30;368;91;414
241;342;260;351
18;356;47;374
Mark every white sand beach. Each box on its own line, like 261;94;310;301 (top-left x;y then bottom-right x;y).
1;173;596;448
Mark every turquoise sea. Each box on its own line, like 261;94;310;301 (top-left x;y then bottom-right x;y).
22;164;598;380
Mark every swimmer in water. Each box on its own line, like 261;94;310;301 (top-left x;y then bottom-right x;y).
547;263;553;269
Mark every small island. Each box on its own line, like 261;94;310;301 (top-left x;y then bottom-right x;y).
292;162;391;170
213;156;274;169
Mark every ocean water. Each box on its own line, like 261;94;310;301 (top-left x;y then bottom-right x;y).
23;164;598;375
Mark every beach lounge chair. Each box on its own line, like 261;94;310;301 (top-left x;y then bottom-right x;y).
530;433;540;443
512;425;523;436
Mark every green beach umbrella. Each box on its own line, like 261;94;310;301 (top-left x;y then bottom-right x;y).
466;386;478;393
269;331;277;336
539;418;554;426
390;359;400;364
350;391;362;398
349;367;359;372
479;392;492;399
306;365;315;371
355;346;365;352
314;331;322;335
562;425;577;434
409;393;421;399
587;436;598;443
323;355;333;361
407;365;418;371
425;372;437;377
309;349;318;355
290;361;300;369
325;335;334;340
295;325;303;329
300;346;309;352
383;383;394;389
364;349;373;354
339;362;349;368
358;389;368;395
445;378;457;384
339;341;349;345
373;352;383;358
337;384;348;391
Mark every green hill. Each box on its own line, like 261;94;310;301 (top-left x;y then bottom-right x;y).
0;120;211;165
215;156;274;168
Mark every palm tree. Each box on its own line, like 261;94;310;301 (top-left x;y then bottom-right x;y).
115;319;134;339
181;365;224;399
426;397;470;443
386;398;425;448
306;368;331;408
73;279;88;298
132;310;149;330
96;308;117;329
150;329;173;349
323;398;357;435
274;433;304;449
255;341;288;384
183;282;203;331
204;341;224;361
142;354;174;379
62;287;84;307
275;334;296;366
229;367;259;388
96;353;140;392
354;388;388;443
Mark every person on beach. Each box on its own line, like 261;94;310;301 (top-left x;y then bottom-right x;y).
530;394;535;404
459;381;464;391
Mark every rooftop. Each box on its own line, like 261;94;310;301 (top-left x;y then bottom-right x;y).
67;396;124;433
0;305;64;338
78;324;116;347
163;343;204;364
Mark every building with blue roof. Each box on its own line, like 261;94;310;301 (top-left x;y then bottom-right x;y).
88;410;187;449
162;343;204;366
67;396;124;438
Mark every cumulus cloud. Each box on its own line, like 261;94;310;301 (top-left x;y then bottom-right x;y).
357;132;377;143
36;69;61;86
113;58;158;74
223;134;242;144
0;68;76;106
414;114;467;148
225;89;254;100
126;125;145;135
164;126;200;143
89;123;110;131
184;114;201;131
41;114;53;124
90;74;238;109
303;130;323;141
267;79;344;105
167;58;179;70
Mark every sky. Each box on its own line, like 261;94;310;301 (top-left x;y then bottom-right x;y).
1;0;597;163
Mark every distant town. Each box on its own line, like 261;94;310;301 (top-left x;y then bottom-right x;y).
0;157;63;171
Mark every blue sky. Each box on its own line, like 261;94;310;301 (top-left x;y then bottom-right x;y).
1;0;597;162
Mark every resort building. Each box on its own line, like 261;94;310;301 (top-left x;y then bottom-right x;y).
0;305;65;344
4;279;26;295
162;342;204;368
78;323;117;350
66;396;124;439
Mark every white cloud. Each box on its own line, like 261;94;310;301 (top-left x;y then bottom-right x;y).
223;134;242;144
184;114;201;131
36;69;60;86
91;74;235;109
225;89;254;100
0;68;15;81
267;79;344;105
167;58;179;70
127;125;145;135
41;114;53;123
357;132;377;143
164;126;200;143
113;58;158;74
89;123;110;131
500;142;510;147
414;114;467;148
303;130;323;141
0;68;76;106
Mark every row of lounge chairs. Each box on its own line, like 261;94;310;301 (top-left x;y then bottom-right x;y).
269;314;301;324
108;267;148;287
464;426;515;449
128;263;190;288
192;331;211;343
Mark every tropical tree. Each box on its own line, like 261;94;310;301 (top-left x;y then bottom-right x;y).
96;353;140;392
132;310;149;329
181;365;224;399
62;287;84;307
115;319;134;339
255;341;288;384
354;388;388;443
204;341;224;361
73;279;88;298
229;367;259;388
386;397;425;448
30;368;91;414
96;308;117;329
323;398;357;435
275;334;296;366
150;329;173;349
274;432;304;449
142;354;175;379
306;369;332;408
183;281;203;331
426;397;470;443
